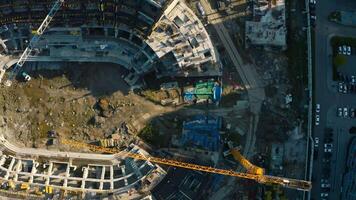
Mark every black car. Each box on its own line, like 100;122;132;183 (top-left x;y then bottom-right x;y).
314;150;318;160
324;152;332;158
324;138;333;143
322;167;331;175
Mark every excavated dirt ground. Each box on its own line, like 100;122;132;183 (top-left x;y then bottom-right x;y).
0;63;173;149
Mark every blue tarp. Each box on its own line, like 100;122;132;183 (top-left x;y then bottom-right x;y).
213;85;222;102
180;115;222;152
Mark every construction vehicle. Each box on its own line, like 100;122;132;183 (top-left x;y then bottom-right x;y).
60;138;312;191
34;187;43;196
4;0;65;86
8;180;15;190
45;186;53;194
21;72;31;82
20;183;29;190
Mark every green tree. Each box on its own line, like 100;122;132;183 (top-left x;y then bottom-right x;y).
333;54;347;67
138;123;160;146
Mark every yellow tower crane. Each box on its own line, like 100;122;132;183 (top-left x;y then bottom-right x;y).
60;138;312;191
230;148;265;175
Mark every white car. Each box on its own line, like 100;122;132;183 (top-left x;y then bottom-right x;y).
338;82;343;93
338;107;343;117
351;76;355;84
346;45;351;55
343;83;348;93
340;45;351;55
324;148;332;153
315;137;319;147
316;104;320;113
344;107;349;117
315;115;320;125
324;143;333;148
338;46;343;54
309;0;316;4
321;183;331;188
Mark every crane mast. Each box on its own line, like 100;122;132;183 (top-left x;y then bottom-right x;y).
61;138;312;191
4;0;65;86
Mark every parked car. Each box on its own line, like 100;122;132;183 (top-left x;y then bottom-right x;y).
324;143;333;148
343;83;348;93
344;107;349;117
339;45;352;55
338;107;343;117
324;148;332;153
350;108;355;118
324;152;332;159
315;114;320;125
325;128;333;138
321;193;329;197
321;183;331;188
338;46;343;54
346;45;352;55
339;82;344;93
314;150;318;160
351;75;355;84
322;167;331;175
316;104;320;113
315;137;319;147
324;138;333;143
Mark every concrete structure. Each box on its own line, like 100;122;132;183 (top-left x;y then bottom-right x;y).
0;135;166;197
0;0;221;86
245;0;287;50
147;0;221;77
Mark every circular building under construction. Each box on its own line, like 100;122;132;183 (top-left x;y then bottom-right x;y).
0;0;222;199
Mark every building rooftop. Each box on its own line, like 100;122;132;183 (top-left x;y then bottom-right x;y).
245;0;287;49
146;0;221;77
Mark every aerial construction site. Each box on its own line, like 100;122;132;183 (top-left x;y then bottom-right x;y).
0;0;312;199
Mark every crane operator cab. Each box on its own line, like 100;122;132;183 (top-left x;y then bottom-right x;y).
21;72;31;82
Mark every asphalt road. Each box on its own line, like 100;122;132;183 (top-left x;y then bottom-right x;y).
312;0;356;199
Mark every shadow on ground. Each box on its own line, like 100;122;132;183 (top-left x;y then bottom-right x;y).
20;62;131;97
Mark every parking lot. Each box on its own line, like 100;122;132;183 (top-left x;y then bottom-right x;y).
312;0;356;199
334;44;356;95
